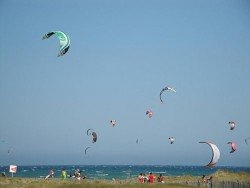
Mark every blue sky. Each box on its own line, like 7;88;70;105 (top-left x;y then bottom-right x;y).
0;0;250;166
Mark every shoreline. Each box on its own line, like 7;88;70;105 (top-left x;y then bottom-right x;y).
1;165;250;179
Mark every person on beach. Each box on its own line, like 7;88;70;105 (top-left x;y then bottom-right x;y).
1;171;6;177
1;172;6;177
157;174;164;183
1;167;6;177
82;172;87;180
143;173;148;183
207;176;213;188
74;169;80;179
201;175;207;187
45;168;54;179
69;171;73;178
148;172;155;183
61;168;67;179
138;173;144;183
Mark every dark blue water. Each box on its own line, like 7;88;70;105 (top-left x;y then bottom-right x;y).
1;165;250;180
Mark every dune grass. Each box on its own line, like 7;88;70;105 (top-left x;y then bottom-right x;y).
0;170;249;188
0;178;194;188
211;170;250;183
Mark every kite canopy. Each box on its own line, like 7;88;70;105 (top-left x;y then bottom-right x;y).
110;120;117;127
245;138;250;145
91;132;97;143
87;129;94;136
0;140;13;155
136;138;143;144
85;147;91;155
42;31;70;57
146;110;153;118
160;86;176;103
228;121;236;130
169;137;174;144
86;129;97;143
199;142;220;167
227;142;237;153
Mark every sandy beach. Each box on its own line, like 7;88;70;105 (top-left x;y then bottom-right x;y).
0;170;250;188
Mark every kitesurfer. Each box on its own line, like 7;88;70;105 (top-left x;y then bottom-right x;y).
45;168;54;179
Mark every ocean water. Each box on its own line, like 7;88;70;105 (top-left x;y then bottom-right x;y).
1;165;250;180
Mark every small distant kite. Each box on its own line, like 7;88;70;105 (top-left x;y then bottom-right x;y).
7;148;14;155
169;137;174;144
160;86;176;103
136;138;143;144
227;142;237;153
42;31;70;57
228;121;236;130
91;132;97;143
110;120;117;127
0;140;13;154
245;138;250;145
85;147;91;155
146;110;153;118
87;129;94;136
86;129;97;143
199;141;220;167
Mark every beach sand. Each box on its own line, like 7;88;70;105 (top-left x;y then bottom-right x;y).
0;170;249;188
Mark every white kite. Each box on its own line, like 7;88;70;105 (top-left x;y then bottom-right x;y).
110;120;117;127
169;137;175;144
228;121;236;130
199;141;220;167
160;86;176;103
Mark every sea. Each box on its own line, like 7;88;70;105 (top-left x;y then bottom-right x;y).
1;165;250;180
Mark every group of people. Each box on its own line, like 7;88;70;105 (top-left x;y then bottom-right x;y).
138;172;164;183
69;169;86;180
45;168;86;180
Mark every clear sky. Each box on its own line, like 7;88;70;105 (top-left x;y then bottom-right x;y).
0;0;250;166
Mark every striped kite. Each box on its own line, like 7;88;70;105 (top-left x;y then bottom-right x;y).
42;31;70;57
